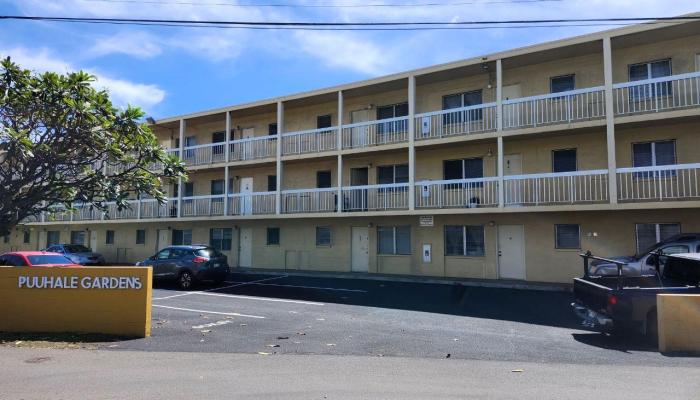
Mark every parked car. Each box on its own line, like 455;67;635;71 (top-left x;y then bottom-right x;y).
44;244;106;266
588;233;700;276
136;245;229;289
572;251;700;339
0;251;82;267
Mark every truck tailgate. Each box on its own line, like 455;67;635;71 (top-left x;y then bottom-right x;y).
573;277;612;312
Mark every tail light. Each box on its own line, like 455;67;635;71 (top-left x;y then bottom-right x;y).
607;294;618;306
193;256;209;264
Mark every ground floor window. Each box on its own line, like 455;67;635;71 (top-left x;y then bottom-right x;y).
2;235;8;244
70;230;86;245
136;229;147;245
47;231;60;246
172;229;192;246
555;224;580;249
444;225;484;256
106;230;115;245
635;223;680;255
23;231;31;244
378;226;411;255
266;227;280;246
316;226;332;246
210;228;232;251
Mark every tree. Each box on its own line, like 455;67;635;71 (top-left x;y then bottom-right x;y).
0;57;185;237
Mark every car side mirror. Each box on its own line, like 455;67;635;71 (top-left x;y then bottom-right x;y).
149;255;156;260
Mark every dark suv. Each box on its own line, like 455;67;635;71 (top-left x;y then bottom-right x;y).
136;245;229;289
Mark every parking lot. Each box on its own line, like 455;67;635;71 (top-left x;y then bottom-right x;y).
112;272;699;367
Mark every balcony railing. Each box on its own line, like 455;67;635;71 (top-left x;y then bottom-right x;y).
613;71;700;117
229;135;277;162
341;183;410;211
181;143;227;166
341;116;409;149
502;86;606;130
282;188;337;213
415;177;499;209
503;170;609;206
414;103;497;140
140;199;177;219
617;163;700;203
282;127;337;156
228;192;276;215
180;195;226;217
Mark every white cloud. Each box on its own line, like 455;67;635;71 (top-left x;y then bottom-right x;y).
0;46;165;109
293;31;392;75
89;31;162;59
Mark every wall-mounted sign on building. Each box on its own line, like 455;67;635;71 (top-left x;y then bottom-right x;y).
419;215;434;227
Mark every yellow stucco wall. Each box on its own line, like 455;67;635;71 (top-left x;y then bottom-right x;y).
657;294;700;353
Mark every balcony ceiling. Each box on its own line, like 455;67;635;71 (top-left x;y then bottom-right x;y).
502;40;602;69
612;19;700;49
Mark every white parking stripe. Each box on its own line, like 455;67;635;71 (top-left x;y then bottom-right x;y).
191;291;324;306
152;304;265;319
152;275;288;300
223;280;367;293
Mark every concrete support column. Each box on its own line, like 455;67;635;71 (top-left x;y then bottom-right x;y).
276;101;284;215
225;111;231;163
337;90;344;214
177;118;185;218
224;165;230;216
337;154;343;214
408;75;416;211
497;136;504;208
496;59;503;132
337;90;343;150
603;37;618;204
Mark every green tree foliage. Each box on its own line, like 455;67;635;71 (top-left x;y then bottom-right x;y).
0;57;185;236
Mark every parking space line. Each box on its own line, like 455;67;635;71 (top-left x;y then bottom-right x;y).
224;281;368;293
152;304;265;319
152;275;289;300
190;291;324;305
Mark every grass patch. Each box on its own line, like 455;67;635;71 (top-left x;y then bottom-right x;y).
0;331;134;350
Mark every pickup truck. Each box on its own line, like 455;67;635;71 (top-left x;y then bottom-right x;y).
572;251;700;338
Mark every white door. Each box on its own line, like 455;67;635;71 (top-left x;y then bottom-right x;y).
239;228;252;268
351;227;369;272
242;128;255;159
156;229;169;252
240;177;254;215
350;109;370;147
90;231;98;252
502;84;522;128
504;154;522;176
498;225;526;280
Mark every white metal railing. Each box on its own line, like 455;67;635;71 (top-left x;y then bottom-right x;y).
503;170;609;206
617;163;700;202
414;103;497;140
282;127;337;155
613;71;700;116
229;136;277;161
72;204;99;221
180;142;227;166
180;195;226;217
228;192;276;215
502;86;606;130
105;201;139;220
415;177;499;208
341;116;409;149
139;199;176;219
341;183;410;211
281;188;337;213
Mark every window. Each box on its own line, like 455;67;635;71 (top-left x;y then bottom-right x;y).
156;249;171;260
632;140;676;178
267;175;277;191
378;226;411;255
377;164;408;184
444;225;485;256
550;74;575;93
266;227;280;245
555;224;581;249
635;223;681;255
210;228;232;251
317;170;332;188
184;136;196;158
105;230;115;245
317;114;332;129
70;231;86;245
47;231;60;246
628;59;672;100
172;229;192;246
136;229;146;245
552;149;577;173
659;245;689;255
268;123;278;136
211;179;225;195
212;131;226;143
443;158;484;188
376;103;408;135
174;182;194;198
23;231;31;244
442;90;483;122
316;226;332;246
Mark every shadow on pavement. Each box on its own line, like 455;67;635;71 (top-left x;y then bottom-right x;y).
571;333;657;353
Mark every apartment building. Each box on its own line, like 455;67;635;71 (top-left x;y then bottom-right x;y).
5;18;700;283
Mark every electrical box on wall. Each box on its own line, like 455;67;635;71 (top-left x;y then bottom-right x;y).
423;244;432;263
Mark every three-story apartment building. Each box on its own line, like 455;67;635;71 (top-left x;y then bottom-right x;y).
6;18;700;283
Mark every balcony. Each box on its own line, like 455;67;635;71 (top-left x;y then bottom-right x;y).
502;86;606;130
415;178;499;209
613;72;700;117
229;135;277;162
341;183;410;211
282;127;337;156
503;170;610;206
341;117;408;150
414;103;497;140
617;163;700;203
282;188;337;213
227;192;276;216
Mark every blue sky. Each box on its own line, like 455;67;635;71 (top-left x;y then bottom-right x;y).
1;0;698;119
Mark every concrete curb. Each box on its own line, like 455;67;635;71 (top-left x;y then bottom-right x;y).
231;268;572;293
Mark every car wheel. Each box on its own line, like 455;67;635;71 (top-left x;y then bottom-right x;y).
178;271;195;290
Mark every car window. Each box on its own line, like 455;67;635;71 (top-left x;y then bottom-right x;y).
64;245;90;253
47;246;61;252
27;255;72;265
8;255;27;266
661;245;689;255
156;249;171;260
0;255;8;266
171;249;189;259
195;248;218;257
